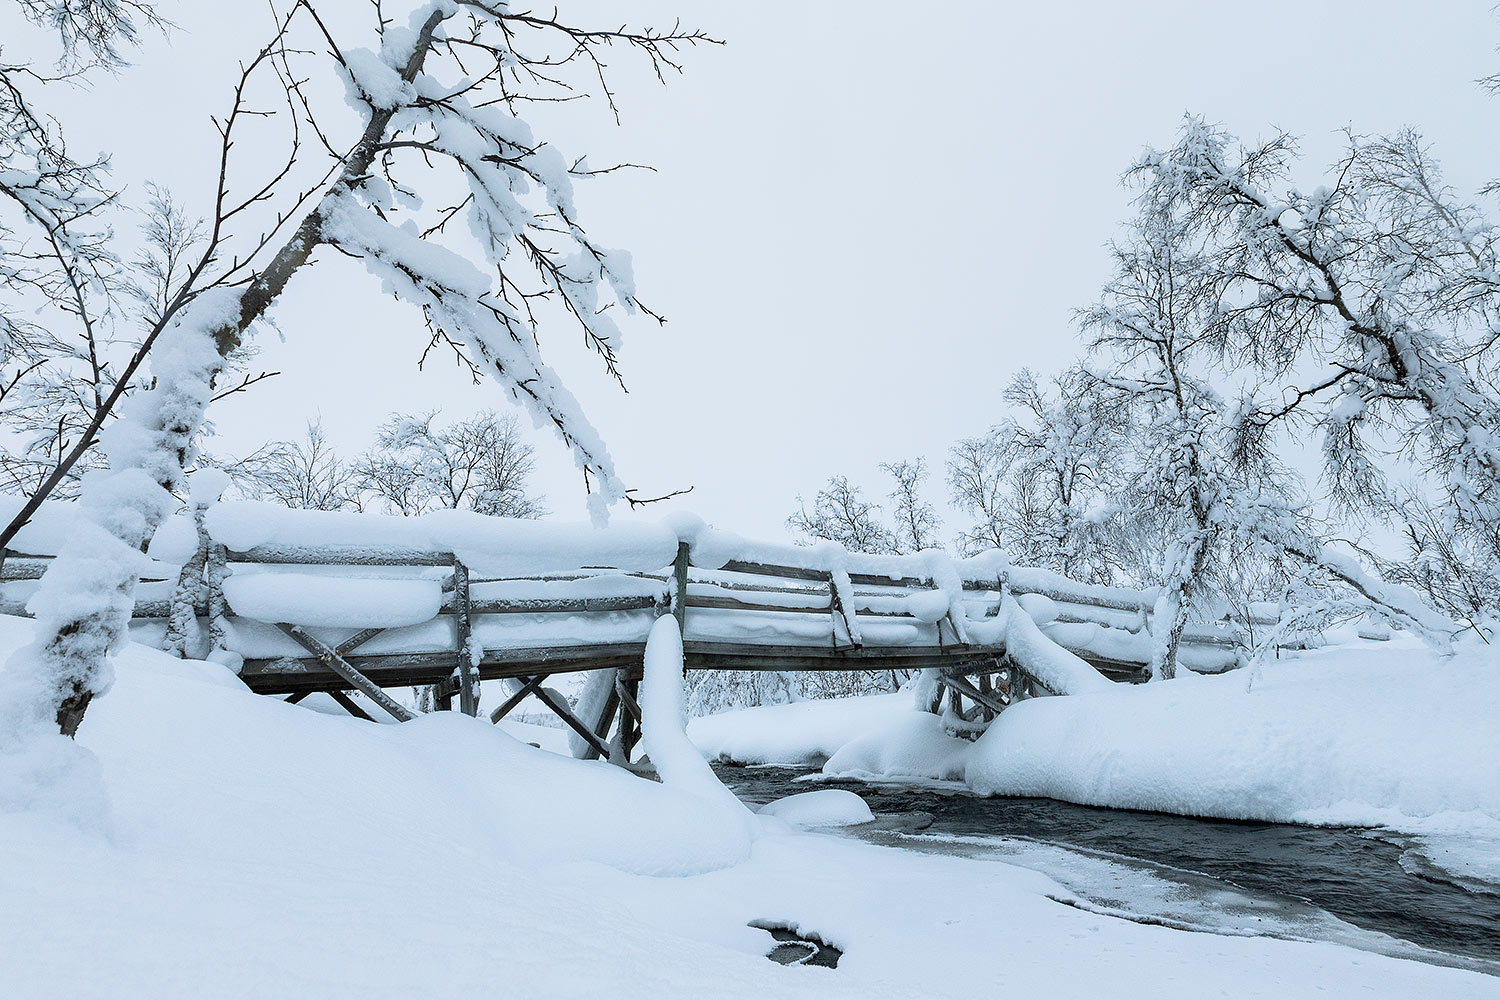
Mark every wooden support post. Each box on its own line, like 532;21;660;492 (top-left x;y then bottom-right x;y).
276;623;416;722
945;673;1009;718
978;671;995;722
618;677;643;762
926;676;946;715
453;557;476;717
284;691;309;705
582;683;621;762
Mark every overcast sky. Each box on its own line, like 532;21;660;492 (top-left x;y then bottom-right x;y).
11;1;1498;539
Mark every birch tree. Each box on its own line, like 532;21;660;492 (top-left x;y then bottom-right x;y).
7;1;714;738
1133;119;1499;624
947;367;1125;583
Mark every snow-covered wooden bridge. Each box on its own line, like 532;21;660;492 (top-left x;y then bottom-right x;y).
0;501;1259;764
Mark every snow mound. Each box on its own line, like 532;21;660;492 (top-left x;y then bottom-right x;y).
822;712;971;782
758;789;874;828
967;638;1500;834
688;693;913;766
222;574;443;627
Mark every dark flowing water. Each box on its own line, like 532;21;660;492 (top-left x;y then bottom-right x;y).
714;764;1500;974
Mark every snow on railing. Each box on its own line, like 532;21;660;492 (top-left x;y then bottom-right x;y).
0;499;1325;684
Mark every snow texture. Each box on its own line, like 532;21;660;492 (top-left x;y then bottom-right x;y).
757;789;874;828
2;615;1493;998
221;574;442;628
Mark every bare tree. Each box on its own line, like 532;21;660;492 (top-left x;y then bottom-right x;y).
226;419;361;512
787;475;895;554
356;409;544;519
882;457;940;554
947;367;1125;583
8;2;716;738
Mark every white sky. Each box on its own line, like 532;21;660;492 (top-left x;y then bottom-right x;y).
10;1;1498;539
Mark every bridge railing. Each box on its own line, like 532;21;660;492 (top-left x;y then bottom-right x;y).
1;500;1298;704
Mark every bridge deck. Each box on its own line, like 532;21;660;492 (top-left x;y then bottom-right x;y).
2;503;1255;753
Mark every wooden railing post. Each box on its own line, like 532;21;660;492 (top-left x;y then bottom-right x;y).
827;567;861;650
453;556;476;717
671;541;690;637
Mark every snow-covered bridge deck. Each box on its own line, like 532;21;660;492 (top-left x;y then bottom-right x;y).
0;501;1260;761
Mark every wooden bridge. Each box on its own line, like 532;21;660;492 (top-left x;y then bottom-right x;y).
0;502;1263;766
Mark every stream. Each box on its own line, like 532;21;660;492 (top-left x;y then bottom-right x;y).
713;763;1500;977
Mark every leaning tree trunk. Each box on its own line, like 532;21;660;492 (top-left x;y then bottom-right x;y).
19;9;452;738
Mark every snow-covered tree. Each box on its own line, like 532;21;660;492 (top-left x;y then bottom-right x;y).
7;1;715;737
881;457;941;554
355;409;544;519
1133;118;1500;621
225;419;362;512
947;367;1125;584
787;474;896;554
1081;214;1306;679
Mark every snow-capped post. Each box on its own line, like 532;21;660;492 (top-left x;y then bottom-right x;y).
827;566;862;650
671;541;690;643
7;2;715;738
453;556;475;716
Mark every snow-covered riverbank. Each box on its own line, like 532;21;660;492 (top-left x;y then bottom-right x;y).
2;617;1495;997
689;636;1500;886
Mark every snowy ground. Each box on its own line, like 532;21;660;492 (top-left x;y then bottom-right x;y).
1;618;1495;997
691;635;1500;888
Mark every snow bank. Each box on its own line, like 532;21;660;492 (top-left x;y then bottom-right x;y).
639;616;756;843
688;693;913;765
966;637;1500;848
822;712;971;782
758;789;873;828
3;615;1494;998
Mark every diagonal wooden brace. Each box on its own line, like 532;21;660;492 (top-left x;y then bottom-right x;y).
336;627;386;657
277;623;416;722
942;673;1008;717
529;684;613;761
489;675;545;724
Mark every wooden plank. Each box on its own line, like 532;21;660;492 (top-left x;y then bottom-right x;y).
328;689;377;722
228;545;456;566
717;559;829;583
686;594;831;615
284;691;310;705
462;595;659;615
276;624;417;722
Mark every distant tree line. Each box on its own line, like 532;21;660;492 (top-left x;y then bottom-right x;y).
210;409;546;519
